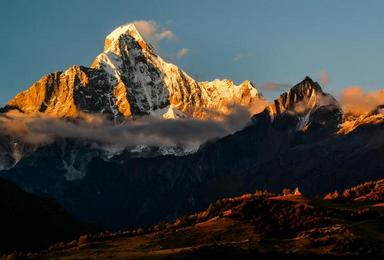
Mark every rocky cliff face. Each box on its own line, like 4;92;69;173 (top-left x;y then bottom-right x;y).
6;23;262;120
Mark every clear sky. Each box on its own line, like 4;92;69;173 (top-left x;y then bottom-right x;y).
1;0;384;104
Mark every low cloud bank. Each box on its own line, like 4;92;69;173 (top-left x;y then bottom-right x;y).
0;105;261;149
339;86;384;114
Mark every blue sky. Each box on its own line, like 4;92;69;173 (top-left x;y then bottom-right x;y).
1;0;384;104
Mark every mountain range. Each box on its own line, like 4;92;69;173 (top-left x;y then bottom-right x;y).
1;22;384;236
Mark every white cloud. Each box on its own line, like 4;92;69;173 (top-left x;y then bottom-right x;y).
176;48;189;58
155;30;174;41
132;21;191;60
133;20;175;47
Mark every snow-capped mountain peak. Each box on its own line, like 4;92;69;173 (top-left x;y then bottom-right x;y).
89;22;264;119
104;23;147;53
254;77;343;133
264;77;336;118
5;22;263;120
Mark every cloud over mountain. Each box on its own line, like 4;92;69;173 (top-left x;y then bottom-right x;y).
340;86;384;114
176;48;189;57
132;20;175;46
0;105;254;149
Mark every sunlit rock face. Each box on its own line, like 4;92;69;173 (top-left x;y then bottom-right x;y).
7;66;123;118
6;23;263;120
254;76;343;134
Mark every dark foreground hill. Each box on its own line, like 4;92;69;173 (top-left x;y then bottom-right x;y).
28;180;384;260
0;178;91;254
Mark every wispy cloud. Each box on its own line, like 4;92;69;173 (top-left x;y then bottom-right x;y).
233;52;254;62
176;48;189;58
262;82;291;92
133;20;175;47
133;20;191;60
319;71;330;86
